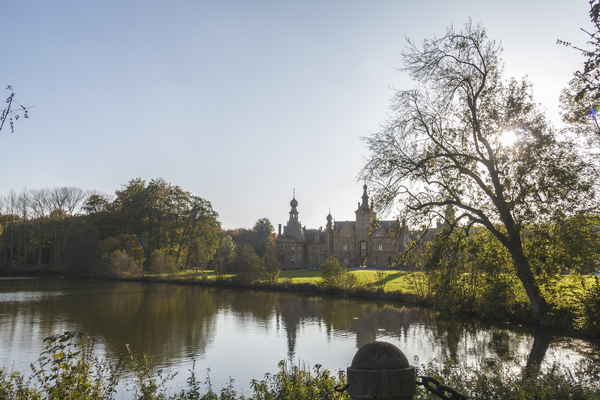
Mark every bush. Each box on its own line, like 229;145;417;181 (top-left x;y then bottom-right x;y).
92;250;143;279
2;333;599;400
320;256;357;292
576;276;600;338
414;359;600;400
0;331;121;400
235;244;265;284
149;249;176;275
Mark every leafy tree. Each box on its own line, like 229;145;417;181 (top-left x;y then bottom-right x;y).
262;234;281;282
213;234;237;274
235;244;264;283
97;233;146;264
361;22;598;320
559;77;600;142
65;224;100;275
252;217;274;257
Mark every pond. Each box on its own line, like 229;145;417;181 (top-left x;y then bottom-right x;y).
0;276;596;397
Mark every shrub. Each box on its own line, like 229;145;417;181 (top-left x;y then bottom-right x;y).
100;250;143;279
320;256;357;292
575;276;600;338
149;249;176;275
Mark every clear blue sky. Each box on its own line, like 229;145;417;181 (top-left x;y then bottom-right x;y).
1;0;591;230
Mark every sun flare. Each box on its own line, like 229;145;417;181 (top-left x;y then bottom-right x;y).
499;130;518;147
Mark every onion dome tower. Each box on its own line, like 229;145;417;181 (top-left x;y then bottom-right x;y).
276;189;307;269
325;209;333;232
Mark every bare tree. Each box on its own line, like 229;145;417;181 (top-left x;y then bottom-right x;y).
0;86;32;134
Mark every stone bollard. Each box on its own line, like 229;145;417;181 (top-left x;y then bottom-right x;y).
345;341;416;400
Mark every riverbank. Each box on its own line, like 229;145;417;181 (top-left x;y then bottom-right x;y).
2;265;597;338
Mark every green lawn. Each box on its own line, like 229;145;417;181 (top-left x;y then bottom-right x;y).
168;268;418;293
263;268;416;293
164;268;597;301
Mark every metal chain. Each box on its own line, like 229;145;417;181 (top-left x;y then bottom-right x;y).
416;376;470;400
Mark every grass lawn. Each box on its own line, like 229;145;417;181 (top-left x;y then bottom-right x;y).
167;268;418;293
157;268;597;302
261;268;417;293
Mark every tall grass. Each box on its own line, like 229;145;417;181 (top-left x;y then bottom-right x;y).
1;333;599;400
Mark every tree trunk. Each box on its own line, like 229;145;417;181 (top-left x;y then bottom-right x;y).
506;235;548;320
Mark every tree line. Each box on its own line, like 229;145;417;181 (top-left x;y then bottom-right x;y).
0;178;278;280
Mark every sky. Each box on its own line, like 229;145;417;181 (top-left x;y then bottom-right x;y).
0;0;592;230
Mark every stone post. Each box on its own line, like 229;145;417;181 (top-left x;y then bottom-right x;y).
346;341;416;400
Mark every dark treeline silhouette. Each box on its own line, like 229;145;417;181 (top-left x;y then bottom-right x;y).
0;178;277;279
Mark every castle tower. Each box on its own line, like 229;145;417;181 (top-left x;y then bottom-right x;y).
276;191;308;269
355;184;374;267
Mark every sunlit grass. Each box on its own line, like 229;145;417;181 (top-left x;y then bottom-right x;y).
151;268;597;301
164;268;419;293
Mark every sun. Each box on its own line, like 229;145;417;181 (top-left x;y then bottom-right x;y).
499;130;518;147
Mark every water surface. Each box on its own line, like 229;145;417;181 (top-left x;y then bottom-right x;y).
0;277;596;396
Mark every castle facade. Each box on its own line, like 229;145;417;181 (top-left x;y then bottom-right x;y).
275;185;441;269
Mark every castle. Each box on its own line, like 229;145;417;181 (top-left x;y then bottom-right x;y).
275;185;443;269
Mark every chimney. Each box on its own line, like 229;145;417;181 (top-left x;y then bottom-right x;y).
278;224;282;236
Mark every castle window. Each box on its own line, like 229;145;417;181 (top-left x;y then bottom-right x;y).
342;243;347;251
315;236;320;243
281;244;284;252
291;245;295;252
345;230;350;237
372;243;375;251
344;256;349;264
291;255;296;263
388;256;392;264
361;233;366;239
378;243;383;251
350;243;354;251
375;230;380;237
374;256;378;264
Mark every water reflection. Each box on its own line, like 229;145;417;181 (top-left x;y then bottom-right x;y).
0;277;597;394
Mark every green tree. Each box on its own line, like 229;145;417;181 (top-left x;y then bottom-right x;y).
361;22;598;320
235;244;264;283
64;224;100;275
320;255;357;292
252;217;274;257
262;233;281;282
213;234;237;274
97;233;146;264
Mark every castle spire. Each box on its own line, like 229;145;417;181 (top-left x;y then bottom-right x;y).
361;184;369;209
289;189;299;221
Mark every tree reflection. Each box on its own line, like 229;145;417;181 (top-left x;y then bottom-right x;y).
0;277;591;380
